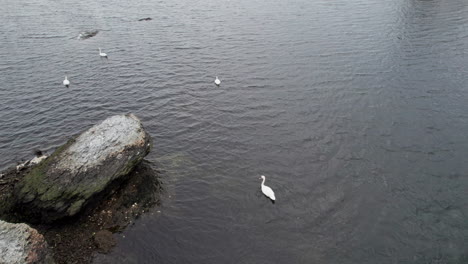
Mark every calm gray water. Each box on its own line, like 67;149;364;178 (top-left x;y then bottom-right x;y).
1;0;468;263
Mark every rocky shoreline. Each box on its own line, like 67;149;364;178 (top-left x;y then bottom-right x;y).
0;114;161;264
0;220;54;264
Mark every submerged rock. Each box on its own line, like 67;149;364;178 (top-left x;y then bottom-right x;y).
93;230;116;253
77;30;99;40
39;161;162;264
0;220;54;264
14;114;152;222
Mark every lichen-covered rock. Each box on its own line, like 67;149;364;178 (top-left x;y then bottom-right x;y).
15;114;152;222
0;220;55;264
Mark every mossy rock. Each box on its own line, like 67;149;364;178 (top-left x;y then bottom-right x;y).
14;114;152;223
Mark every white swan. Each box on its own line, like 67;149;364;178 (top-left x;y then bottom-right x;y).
214;76;221;86
99;48;108;59
260;175;276;201
63;76;70;88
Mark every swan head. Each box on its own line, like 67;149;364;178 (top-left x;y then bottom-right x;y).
260;175;266;180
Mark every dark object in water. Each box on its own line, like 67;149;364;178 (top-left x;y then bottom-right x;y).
138;17;152;21
77;30;99;40
34;149;43;157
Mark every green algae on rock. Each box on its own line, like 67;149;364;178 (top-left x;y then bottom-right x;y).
14;114;152;223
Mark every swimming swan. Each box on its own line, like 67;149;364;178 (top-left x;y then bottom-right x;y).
260;175;276;201
63;76;70;88
99;48;108;59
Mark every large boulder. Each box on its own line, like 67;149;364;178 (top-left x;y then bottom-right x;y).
0;220;54;264
14;114;152;222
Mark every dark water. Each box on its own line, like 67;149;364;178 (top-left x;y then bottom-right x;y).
2;0;468;263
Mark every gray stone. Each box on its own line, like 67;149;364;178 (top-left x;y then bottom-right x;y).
15;114;152;222
0;220;54;264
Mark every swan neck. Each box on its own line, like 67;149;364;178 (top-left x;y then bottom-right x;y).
261;177;265;185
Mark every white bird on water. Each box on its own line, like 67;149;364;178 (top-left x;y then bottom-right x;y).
98;48;108;59
63;76;70;88
214;76;221;86
260;175;276;201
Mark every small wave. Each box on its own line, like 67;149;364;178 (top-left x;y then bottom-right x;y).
20;35;65;39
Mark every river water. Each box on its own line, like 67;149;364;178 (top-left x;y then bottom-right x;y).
1;0;468;263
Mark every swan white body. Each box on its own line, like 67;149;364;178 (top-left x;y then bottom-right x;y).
260;175;276;201
99;48;108;59
63;76;70;87
214;76;221;86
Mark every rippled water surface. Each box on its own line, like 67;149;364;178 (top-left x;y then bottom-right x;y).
2;0;468;263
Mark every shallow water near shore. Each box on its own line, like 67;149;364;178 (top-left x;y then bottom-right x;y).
2;0;468;263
